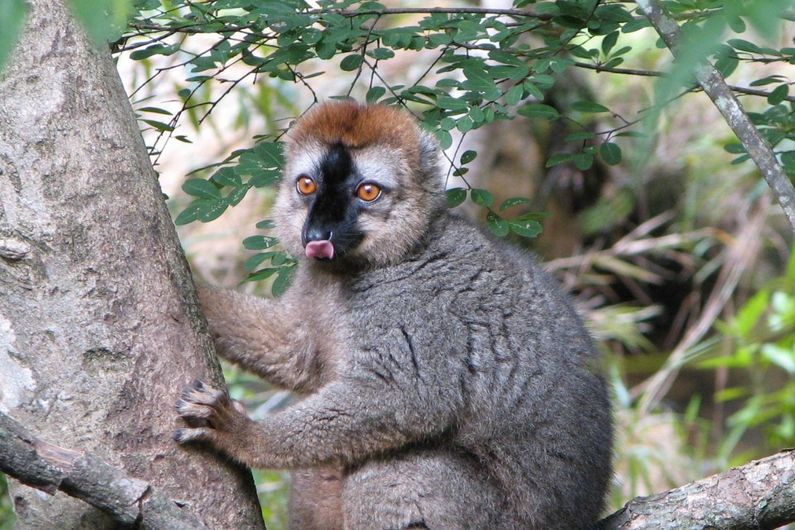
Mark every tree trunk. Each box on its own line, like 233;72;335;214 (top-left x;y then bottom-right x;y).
0;1;264;528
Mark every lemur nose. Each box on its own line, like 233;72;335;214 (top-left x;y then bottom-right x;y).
304;228;332;243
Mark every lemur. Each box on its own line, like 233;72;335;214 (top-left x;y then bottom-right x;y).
175;101;613;530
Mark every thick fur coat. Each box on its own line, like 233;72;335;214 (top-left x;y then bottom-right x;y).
176;101;613;529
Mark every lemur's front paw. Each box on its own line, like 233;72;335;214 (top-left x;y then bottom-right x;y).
174;379;250;446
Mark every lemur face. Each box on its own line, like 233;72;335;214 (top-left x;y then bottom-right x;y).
287;142;408;263
273;102;441;269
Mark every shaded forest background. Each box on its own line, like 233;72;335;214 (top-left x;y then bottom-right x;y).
1;0;794;528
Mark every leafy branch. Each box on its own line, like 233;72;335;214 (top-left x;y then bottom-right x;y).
635;0;795;230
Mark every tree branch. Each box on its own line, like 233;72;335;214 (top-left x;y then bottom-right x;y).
600;449;795;529
572;61;795;103
307;6;550;19
0;412;209;530
3;407;794;528
636;0;795;231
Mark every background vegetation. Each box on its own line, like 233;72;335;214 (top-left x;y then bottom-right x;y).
1;0;794;527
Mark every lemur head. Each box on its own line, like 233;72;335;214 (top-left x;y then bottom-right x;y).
273;101;445;270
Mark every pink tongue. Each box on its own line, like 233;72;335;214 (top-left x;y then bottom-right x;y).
305;240;335;260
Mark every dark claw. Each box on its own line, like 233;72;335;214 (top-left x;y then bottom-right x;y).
173;429;188;443
191;379;205;390
175;398;185;411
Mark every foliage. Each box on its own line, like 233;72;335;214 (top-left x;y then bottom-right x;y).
0;474;13;530
698;250;795;463
107;0;793;298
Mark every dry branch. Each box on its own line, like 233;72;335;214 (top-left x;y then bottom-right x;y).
636;0;795;231
600;449;795;529
0;412;208;530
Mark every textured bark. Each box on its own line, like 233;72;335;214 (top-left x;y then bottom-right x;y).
0;1;264;528
600;449;795;529
0;413;208;529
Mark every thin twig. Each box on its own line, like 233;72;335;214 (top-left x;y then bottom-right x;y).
573;61;795;103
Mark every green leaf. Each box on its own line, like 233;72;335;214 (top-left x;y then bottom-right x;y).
271;267;294;297
130;43;180;60
245;252;276;272
751;75;787;86
446;187;467;208
545;152;574;167
714;54;739;77
522;81;544;100
509;218;543;238
461;63;500;99
175;201;204;225
724;142;746;154
68;0;132;45
340;54;363;71
572;100;610;113
600;142;622;165
768;84;789;105
142;119;174;132
601;31;619;56
175;198;227;225
256;219;276;229
460;150;477;165
471;188;494;207
499;197;531;211
504;84;523;106
315;38;337;60
367;47;394;60
138;106;171;115
182;179;221;199
435;129;453;149
731;289;769;337
728;16;746;34
574;151;594;170
728;38;762;54
518;103;559;120
210;167;241;188
247;267;279;282
437;96;469;112
253;141;284;168
366;86;386;103
621;18;650;33
487;211;510;237
243;235;279;250
456;116;474;133
565;131;596;142
226;185;249;206
237;142;284;187
761;344;795;374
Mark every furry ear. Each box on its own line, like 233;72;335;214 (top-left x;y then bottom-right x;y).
418;130;442;182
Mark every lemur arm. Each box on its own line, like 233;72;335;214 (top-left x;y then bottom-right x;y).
175;368;462;469
197;285;322;392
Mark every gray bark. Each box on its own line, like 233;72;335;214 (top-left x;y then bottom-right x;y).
0;413;208;529
600;449;795;529
0;1;264;528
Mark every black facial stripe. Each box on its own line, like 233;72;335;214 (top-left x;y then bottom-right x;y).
302;143;365;254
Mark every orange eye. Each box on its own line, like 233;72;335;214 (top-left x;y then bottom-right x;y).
356;183;382;202
296;176;317;195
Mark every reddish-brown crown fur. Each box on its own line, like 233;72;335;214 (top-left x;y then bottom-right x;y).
288;101;421;162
